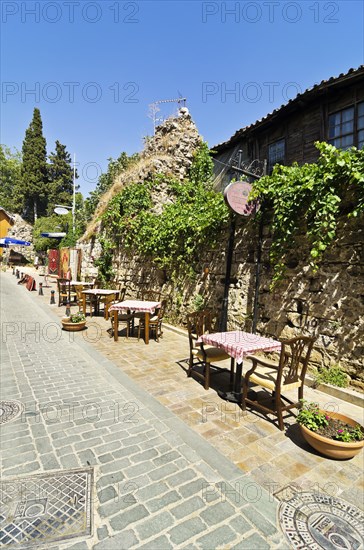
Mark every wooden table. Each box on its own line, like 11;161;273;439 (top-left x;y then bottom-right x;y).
109;300;161;344
82;289;119;317
198;331;281;404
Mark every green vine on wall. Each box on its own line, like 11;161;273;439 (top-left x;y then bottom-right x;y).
250;142;364;285
97;143;229;279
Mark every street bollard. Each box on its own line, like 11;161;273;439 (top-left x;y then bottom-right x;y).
39;282;43;296
65;302;71;317
12;266;15;275
50;290;56;304
16;269;20;278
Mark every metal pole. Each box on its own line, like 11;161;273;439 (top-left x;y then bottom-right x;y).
72;154;76;234
219;213;236;332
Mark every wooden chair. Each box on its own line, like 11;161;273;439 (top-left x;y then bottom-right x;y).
133;290;162;328
75;285;95;316
57;278;77;307
109;309;134;339
138;299;167;342
186;310;234;390
242;335;316;431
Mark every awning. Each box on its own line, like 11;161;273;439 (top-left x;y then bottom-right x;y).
0;237;31;247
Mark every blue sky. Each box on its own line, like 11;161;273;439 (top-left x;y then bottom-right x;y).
1;0;363;197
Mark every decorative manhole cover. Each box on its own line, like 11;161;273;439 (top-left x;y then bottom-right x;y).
0;400;24;425
0;468;93;548
278;491;364;549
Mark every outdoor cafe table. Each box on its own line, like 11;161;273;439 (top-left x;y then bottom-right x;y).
197;330;281;404
109;300;161;344
82;289;119;317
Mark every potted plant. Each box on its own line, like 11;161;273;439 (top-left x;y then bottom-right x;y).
61;311;87;332
297;400;364;459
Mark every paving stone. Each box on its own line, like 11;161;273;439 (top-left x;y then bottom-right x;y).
200;500;236;526
146;490;181;513
135;480;169;501
2;451;38;468
231;532;270;549
109;504;149;531
169;516;206;545
98;494;137;518
40;453;61;470
93;530;138;549
112;445;140;459
165;468;197;488
96;471;125;491
152;450;180;467
100;457;130;474
230;515;253;535
96;525;109;541
196;524;237;548
130;448;159;463
242;505;277;537
98;485;117;504
136;510;174;540
148;463;179;481
170;495;206;519
178;478;208;498
79;449;98;466
60;454;80;469
137;534;173;550
98;452;114;463
74;437;103;451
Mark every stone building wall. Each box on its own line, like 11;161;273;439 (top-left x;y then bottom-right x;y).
79;111;363;388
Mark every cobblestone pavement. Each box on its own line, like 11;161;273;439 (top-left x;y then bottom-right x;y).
1;269;363;549
1;271;290;549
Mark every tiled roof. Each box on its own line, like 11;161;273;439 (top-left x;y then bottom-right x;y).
0;207;15;223
212;66;364;153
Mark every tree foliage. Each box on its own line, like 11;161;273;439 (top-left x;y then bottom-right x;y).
0;145;22;212
250;142;364;285
48;140;78;215
20;108;49;221
98;143;229;279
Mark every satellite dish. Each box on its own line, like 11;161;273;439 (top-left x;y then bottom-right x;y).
54;207;70;215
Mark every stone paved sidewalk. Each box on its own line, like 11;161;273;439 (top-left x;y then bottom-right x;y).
0;271;289;549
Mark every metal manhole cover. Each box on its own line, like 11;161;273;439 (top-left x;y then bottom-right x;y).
0;400;24;425
0;468;93;548
278;491;364;549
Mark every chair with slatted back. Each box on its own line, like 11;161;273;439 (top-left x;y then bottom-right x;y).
186;310;234;390
133;290;162;328
242;335;316;430
57;278;77;307
138;299;167;342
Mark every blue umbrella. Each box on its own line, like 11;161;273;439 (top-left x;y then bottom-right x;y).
0;237;31;247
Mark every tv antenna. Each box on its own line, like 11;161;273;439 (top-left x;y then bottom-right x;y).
148;96;187;134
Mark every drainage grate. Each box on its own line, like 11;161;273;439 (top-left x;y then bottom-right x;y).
278;491;364;549
0;468;93;548
0;400;24;426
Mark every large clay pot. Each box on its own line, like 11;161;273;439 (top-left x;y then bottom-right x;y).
61;318;87;332
300;411;364;460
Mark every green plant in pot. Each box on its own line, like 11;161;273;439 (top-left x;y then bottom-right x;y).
297;400;364;459
62;311;86;331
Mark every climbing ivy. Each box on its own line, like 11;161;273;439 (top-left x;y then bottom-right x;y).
98;143;229;277
250;142;364;285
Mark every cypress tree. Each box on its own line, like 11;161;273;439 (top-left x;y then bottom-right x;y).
48;140;77;215
20;108;48;221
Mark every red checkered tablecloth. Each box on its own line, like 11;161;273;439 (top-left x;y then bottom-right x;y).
109;300;161;313
197;331;281;364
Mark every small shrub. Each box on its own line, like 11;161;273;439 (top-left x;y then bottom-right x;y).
313;365;349;388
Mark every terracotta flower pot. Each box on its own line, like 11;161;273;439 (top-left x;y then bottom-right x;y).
61;318;87;332
299;411;364;460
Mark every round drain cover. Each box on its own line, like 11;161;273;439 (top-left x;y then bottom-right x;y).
279;492;364;549
0;400;24;425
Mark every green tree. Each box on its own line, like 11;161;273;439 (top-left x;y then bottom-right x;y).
32;214;69;252
0;145;22;212
48;140;78;215
20;108;48;222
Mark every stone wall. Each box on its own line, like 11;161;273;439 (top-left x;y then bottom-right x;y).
79;112;364;388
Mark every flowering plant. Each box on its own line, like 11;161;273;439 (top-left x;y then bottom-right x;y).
69;312;86;323
297;401;363;442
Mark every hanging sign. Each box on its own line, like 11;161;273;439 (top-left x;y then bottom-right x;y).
224;181;259;216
